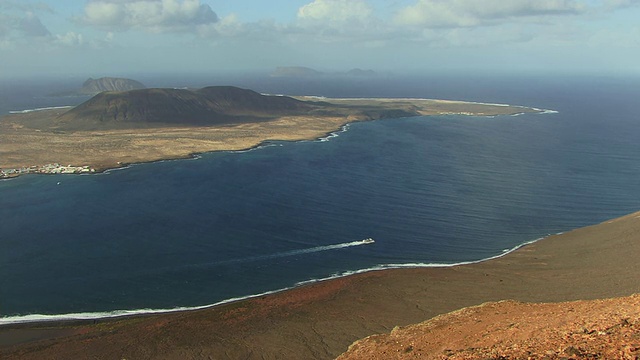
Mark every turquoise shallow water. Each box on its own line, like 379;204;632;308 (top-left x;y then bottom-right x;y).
1;75;639;321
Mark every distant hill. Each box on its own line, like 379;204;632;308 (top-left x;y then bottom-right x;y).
346;68;377;77
270;67;377;78
80;77;146;95
270;66;323;77
54;86;314;130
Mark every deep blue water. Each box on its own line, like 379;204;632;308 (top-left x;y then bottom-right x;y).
1;75;639;321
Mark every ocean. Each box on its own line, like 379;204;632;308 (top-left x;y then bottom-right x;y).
1;74;639;323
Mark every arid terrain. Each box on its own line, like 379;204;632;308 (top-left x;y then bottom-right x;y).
339;295;640;359
0;88;534;177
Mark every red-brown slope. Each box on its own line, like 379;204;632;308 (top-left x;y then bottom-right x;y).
338;294;640;360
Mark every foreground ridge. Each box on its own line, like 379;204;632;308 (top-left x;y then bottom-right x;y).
338;294;640;360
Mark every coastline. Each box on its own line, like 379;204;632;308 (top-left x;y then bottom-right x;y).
0;120;352;180
0;234;541;327
2;210;639;359
0;97;542;178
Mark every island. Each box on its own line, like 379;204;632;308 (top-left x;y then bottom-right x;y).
79;77;146;95
269;67;378;77
0;86;537;178
48;77;147;97
270;66;323;77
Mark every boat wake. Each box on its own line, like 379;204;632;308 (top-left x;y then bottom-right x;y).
192;238;375;269
267;238;374;258
0;238;375;326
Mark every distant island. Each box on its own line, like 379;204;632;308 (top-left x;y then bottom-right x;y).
271;66;323;77
79;77;146;95
0;85;538;178
345;68;377;77
50;77;146;97
270;67;378;78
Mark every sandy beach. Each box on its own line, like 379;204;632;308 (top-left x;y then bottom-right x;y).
1;210;638;359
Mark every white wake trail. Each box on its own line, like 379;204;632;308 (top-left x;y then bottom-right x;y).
266;239;374;258
213;238;376;266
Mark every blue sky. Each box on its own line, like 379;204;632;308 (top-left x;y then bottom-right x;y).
1;0;639;78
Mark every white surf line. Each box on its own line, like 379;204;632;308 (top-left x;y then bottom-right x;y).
0;239;376;326
299;96;515;107
0;235;559;326
9;105;73;114
295;235;550;287
0;288;289;326
297;96;559;115
318;123;350;142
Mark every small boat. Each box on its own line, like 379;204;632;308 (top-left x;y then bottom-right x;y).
362;238;375;244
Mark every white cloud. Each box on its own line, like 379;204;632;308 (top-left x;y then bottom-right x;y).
420;26;534;48
394;0;585;28
79;0;218;32
54;31;84;47
208;14;243;36
297;0;374;24
290;0;387;43
589;25;640;47
82;1;122;26
604;0;640;8
0;1;54;14
0;15;11;38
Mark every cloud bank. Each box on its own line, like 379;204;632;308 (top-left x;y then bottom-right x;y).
394;0;585;28
297;0;374;24
79;0;219;32
2;0;639;76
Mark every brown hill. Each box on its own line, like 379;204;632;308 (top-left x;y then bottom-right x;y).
54;86;314;130
338;294;640;360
